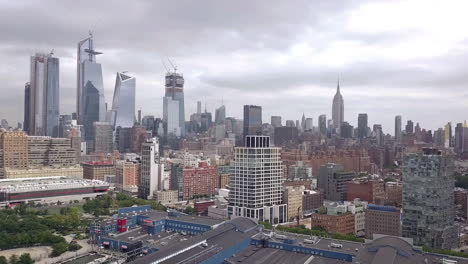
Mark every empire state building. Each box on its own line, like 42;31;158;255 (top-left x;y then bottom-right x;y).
332;80;344;131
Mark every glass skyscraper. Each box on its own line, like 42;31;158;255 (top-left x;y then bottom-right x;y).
27;53;60;137
77;33;105;148
110;72;136;129
243;105;262;139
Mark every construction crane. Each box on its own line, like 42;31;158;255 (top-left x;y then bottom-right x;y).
167;58;178;73
161;58;170;73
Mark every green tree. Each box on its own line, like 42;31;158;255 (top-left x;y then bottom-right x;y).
9;255;19;264
184;206;195;215
68;242;82;251
51;242;69;257
18;253;34;264
0;256;7;264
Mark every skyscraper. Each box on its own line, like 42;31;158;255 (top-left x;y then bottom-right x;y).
357;113;368;139
228;135;287;224
110;72;136;129
215;105;226;124
332;80;344;130
405;120;414;134
271;116;282;127
402;148;458;249
395;115;402;143
28;53;60;137
243;105;262;139
77;33;106;146
23;83;30;134
139;137;164;200
444;122;452;148
373;124;384;145
318;114;327;135
305;118;313;131
301;113;306;131
163;71;185;137
197;101;202;114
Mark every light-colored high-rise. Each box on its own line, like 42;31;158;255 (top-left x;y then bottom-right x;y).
77;33;105;145
228;135;287;224
332;80;344;130
402;148;458;249
28;53;60;137
138;137;164;199
444;122;452;148
110;72;136;129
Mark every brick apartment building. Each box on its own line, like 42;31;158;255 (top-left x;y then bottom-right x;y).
182;162;219;200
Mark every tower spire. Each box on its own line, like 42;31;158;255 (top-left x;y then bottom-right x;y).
337;77;340;93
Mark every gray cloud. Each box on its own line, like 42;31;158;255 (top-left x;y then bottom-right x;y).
0;0;467;134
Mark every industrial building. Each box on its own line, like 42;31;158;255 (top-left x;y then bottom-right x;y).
90;205;468;264
0;176;109;205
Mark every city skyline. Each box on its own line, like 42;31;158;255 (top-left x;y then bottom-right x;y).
1;1;468;133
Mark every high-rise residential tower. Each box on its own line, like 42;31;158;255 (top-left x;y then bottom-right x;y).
332;80;344;131
357;113;368;139
402;148;458;249
243;105;262;140
110;72;136;129
228;135;287;224
28;53;60;137
139;137;164;200
77;33;105;146
395;115;402;143
163;71;185;137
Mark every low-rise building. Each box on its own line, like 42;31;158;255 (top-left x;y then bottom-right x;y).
347;179;385;204
310;212;355;234
155;190;178;205
384;181;402;207
302;190;324;212
82;160;115;181
283;185;305;222
365;204;401;239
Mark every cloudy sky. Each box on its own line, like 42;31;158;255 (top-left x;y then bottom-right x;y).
1;0;467;134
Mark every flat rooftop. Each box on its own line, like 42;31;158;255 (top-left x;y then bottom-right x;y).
226;246;344;264
138;210;223;227
0;178;108;193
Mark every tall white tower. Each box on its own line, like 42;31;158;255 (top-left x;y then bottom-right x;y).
228;135;287;224
138;137;164;199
